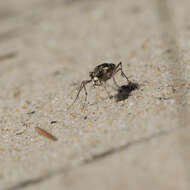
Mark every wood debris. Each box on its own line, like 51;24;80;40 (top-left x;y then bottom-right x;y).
35;127;57;141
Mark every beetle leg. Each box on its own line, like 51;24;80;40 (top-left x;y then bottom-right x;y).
103;82;112;99
112;76;120;87
68;79;92;110
113;62;130;83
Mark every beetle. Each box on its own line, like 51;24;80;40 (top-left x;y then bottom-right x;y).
68;62;130;108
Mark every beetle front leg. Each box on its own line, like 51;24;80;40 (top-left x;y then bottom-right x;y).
68;79;91;110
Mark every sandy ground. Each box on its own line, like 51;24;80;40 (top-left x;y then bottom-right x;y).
1;0;190;189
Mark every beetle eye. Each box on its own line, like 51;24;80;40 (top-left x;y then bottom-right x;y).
94;77;98;81
89;72;93;77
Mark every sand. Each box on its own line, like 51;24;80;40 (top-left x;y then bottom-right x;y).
1;0;190;189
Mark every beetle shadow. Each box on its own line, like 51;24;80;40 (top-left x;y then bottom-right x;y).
114;81;139;102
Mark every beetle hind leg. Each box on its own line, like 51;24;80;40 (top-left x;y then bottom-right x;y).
113;62;130;83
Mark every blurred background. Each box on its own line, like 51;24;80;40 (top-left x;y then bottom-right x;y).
1;0;190;190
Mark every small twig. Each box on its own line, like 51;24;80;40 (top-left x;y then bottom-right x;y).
35;127;57;141
27;111;35;115
50;121;57;124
